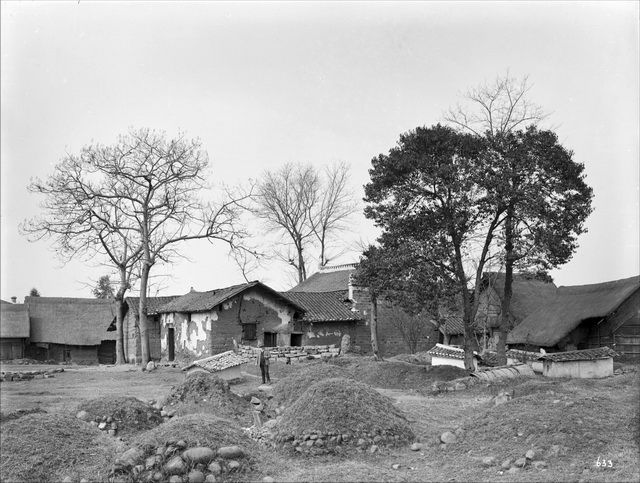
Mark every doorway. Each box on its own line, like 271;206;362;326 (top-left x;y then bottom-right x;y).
168;328;175;361
290;333;303;347
263;332;277;348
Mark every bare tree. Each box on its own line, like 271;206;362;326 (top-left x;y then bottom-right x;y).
443;72;549;138
23;153;144;364
385;304;430;354
23;128;255;365
254;161;358;283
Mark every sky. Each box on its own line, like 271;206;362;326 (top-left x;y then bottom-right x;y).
1;1;638;302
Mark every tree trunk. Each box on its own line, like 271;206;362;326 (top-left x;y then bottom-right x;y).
138;261;151;365
114;266;129;365
370;290;382;361
114;298;126;364
497;211;515;366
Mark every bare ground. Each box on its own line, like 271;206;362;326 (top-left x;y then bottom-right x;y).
1;359;638;482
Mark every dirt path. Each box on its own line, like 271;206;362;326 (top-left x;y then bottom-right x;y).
0;364;184;414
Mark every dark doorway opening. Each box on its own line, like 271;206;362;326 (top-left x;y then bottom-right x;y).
168;328;175;361
263;332;277;348
290;333;303;347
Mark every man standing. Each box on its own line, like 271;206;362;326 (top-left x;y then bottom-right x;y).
255;341;271;384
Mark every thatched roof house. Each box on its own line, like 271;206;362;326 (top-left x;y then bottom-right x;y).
25;296;117;364
475;272;557;328
0;303;30;360
508;276;640;358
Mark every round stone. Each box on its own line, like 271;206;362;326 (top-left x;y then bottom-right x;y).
207;462;222;475
440;432;457;444
187;470;205;483
182;447;216;464
164;456;186;475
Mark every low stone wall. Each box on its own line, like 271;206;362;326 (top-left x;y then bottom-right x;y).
237;345;341;363
0;367;65;382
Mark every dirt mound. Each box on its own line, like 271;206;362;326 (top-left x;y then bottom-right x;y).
166;372;249;420
276;377;414;454
328;357;468;390
0;407;46;423
75;396;164;437
133;413;253;451
453;387;638;467
387;352;432;365
0;413;122;482
271;363;349;407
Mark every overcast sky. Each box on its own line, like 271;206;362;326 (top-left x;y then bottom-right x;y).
1;1;638;302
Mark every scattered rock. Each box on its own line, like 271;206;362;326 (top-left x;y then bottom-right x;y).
187;470;206;483
227;460;241;471
514;457;527;468
61;477;73;483
120;447;145;467
251;396;262;405
440;432;457;444
76;410;89;420
164;456;187;475
204;461;221;475
507;467;520;475
369;445;379;453
218;446;243;459
183;447;216;464
204;476;217;483
146;361;156;372
533;461;548;470
494;394;510;406
525;449;536;460
481;456;496;467
501;458;513;470
410;442;423;451
264;419;278;430
169;476;183;483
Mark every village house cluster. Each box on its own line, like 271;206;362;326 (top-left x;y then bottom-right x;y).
1;265;638;372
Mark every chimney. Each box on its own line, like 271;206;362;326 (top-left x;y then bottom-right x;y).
348;274;354;302
11;296;17;304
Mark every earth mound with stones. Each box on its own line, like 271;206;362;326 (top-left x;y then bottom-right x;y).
270;363;348;407
0;412;123;482
75;396;164;437
166;372;249;420
111;413;257;481
275;377;415;456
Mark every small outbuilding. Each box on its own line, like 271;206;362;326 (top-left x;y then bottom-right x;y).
182;350;250;380
0;302;30;360
538;346;618;379
426;343;479;370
